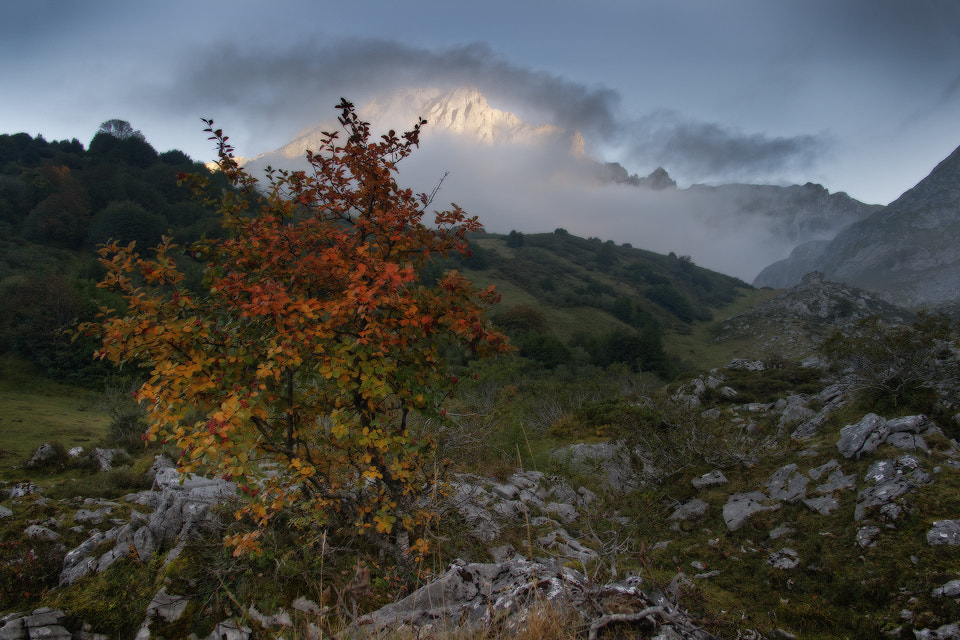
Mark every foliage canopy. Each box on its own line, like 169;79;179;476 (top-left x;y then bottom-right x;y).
80;100;509;557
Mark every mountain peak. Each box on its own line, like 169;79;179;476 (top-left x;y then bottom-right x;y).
264;86;585;161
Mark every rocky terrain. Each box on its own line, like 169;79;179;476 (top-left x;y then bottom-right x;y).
2;269;959;639
3;318;959;638
716;271;915;359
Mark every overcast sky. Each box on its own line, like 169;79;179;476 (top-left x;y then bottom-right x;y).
2;0;959;207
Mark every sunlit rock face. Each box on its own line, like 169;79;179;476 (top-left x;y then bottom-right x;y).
250;86;585;163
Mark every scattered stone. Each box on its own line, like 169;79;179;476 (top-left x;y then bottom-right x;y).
670;499;709;521
692;470;728;489
932;580;960;598
777;396;815;432
837;413;888;459
886;431;928;452
807;459;840;480
292;597;322;615
0;505;12;519
247;605;292;630
854;456;932;521
767;548;799;569
26;443;60;468
357;557;719;639
927;520;960;546
815;469;857;494
856;526;881;549
90;448;127;472
74;508;111;526
723;492;777;532
766;464;810;503
0;608;72;640
803;496;839;515
8;482;43;499
24;524;60;542
537;527;598;564
913;623;960;640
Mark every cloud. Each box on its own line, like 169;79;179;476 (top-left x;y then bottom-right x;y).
622;111;831;183
160;36;826;186
161;38;620;150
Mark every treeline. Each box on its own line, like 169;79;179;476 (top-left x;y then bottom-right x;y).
0;122;223;386
428;229;748;378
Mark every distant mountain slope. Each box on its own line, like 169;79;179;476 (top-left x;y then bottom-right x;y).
755;143;960;306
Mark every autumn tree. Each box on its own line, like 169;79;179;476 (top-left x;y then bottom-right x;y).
80;100;509;559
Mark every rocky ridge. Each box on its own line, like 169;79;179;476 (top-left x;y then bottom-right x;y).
754;142;960;307
716;271;914;359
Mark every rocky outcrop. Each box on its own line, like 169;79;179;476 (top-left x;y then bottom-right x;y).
717;271;914;358
357;557;719;640
59;458;235;587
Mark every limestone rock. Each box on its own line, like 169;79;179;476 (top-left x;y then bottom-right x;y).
24;525;59;542
26;443;60;468
723;492;777;532
913;622;960;640
8;482;43;499
692;470;728;489
767;548;799;569
670;499;709;521
927;520;960;546
837;413;888;459
803;496;839;515
357;557;719;639
932;579;960;598
765;464;810;503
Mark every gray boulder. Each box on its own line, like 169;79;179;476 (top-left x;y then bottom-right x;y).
927;520;960;546
670;499;709;521
722;492;777;532
692;470;728;489
765;464;809;503
767;548;799;569
932;579;960;598
837;413;888;459
913;623;960;640
26;443;60;468
24;525;60;542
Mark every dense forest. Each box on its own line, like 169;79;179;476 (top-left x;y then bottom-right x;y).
0;122;223;386
0;121;749;389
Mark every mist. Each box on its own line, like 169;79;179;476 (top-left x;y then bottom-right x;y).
397;136;801;281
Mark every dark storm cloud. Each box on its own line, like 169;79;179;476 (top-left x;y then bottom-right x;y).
161;35;825;183
624;112;830;183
